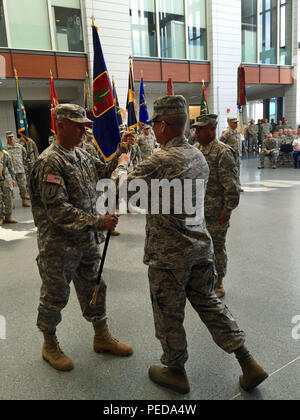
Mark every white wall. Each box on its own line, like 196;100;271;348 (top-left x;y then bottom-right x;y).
285;0;300;128
82;0;132;109
206;0;242;136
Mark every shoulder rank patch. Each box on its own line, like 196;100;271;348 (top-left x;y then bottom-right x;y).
46;174;62;185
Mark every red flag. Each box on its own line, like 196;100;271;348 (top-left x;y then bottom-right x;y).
167;77;174;96
50;71;59;135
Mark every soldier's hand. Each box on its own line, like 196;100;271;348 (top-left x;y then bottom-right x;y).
118;152;131;166
104;214;119;231
12;180;16;187
219;213;230;225
122;131;136;145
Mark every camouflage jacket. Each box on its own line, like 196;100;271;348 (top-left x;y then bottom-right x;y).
261;123;271;136
221;128;241;157
0;150;16;182
138;133;156;161
7;143;27;174
283;135;295;145
195;140;240;218
112;135;214;269
18;137;39;167
262;138;278;152
82;141;104;162
247;125;258;137
30;142;120;251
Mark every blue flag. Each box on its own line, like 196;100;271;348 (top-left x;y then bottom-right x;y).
15;73;30;139
92;25;121;161
126;59;138;131
139;76;149;126
0;137;3;153
112;78;123;127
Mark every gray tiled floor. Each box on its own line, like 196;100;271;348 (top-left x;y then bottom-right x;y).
0;156;300;400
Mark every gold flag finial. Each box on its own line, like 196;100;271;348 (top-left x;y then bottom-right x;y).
91;15;95;26
50;69;53;78
14;68;18;78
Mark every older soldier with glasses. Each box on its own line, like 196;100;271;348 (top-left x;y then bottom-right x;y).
113;96;268;395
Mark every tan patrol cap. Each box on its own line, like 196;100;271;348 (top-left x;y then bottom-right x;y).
6;131;14;137
193;114;218;128
228;116;238;123
150;95;187;121
55;104;93;124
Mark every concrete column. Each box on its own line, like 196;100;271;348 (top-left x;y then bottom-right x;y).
82;0;133;109
206;0;242;136
285;0;300;129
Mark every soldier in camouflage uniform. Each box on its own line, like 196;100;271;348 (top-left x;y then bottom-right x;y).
48;135;56;145
6;132;30;207
29;104;133;372
82;127;104;162
113;96;268;394
138;125;156;161
260;119;271;142
221;117;243;192
247;120;258;152
284;129;295;145
0;149;17;225
18;135;39;196
193;115;240;299
258;134;279;169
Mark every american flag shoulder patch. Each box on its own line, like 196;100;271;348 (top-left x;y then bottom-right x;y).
46;174;62;185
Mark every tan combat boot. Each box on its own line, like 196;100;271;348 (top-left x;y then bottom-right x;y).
111;230;121;237
42;333;74;372
215;277;225;298
4;217;18;224
149;365;190;394
239;359;268;392
22;200;31;208
93;320;133;357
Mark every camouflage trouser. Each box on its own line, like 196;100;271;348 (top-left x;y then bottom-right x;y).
206;218;230;279
148;263;245;369
0;181;4;219
260;150;279;166
15;173;27;200
248;135;258;150
2;180;13;219
36;240;107;334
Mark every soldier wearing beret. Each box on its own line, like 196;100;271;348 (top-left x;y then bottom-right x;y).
30;104;133;372
113;96;268;394
193;115;240;298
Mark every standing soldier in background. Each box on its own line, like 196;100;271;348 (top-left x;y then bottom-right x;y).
193;115;240;298
138;124;156;161
18;135;39;196
260;119;271;142
247;120;258;152
83;128;104;162
6;132;30;207
0;148;17;226
221;117;244;192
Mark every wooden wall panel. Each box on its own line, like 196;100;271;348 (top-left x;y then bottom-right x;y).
161;62;189;82
56;56;88;80
280;68;293;84
260;67;280;84
190;64;210;83
133;60;161;81
244;67;260;84
12;54;57;78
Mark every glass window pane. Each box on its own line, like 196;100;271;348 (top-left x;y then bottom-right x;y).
187;0;207;60
158;0;186;59
52;0;80;7
259;0;277;64
280;0;292;65
242;0;257;63
7;0;52;50
0;0;7;47
52;6;84;52
129;0;157;57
